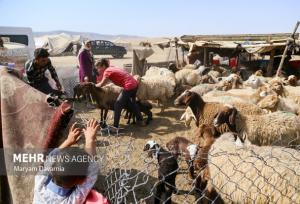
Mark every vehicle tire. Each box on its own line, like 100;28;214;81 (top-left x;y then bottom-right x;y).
112;54;124;59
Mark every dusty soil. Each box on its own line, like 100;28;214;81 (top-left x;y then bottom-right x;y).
53;45;198;203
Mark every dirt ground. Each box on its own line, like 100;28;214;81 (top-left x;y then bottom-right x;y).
53;46;199;203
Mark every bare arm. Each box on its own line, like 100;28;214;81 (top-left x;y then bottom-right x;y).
96;77;109;88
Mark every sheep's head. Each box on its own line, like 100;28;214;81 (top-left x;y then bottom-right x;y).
254;70;263;76
269;78;287;96
174;90;199;106
213;105;238;129
287;75;298;86
143;140;160;158
255;84;275;98
257;94;279;111
187;144;198;160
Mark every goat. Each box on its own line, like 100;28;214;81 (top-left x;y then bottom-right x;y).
144;141;179;204
166;137;198;179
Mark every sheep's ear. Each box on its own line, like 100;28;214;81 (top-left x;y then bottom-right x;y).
229;108;237;125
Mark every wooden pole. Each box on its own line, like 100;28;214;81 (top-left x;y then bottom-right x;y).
203;47;207;66
267;49;275;77
174;38;180;68
276;21;300;77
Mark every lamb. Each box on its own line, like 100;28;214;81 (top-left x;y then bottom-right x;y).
200;131;300;203
213;106;300;147
134;75;174;112
180;106;197;127
143;141;179;204
174;91;265;127
166;137;198;179
126;100;153;124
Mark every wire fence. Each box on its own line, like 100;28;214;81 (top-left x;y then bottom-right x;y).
70;99;300;204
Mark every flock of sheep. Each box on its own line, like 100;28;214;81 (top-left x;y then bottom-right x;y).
75;65;300;203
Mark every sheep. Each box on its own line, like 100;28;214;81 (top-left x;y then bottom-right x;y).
126;100;153;124
143;141;179;204
188;83;216;96
73;83;85;101
206;85;276;104
285;85;300;105
284;75;298;86
257;94;300;114
268;78;287;96
213;106;300;147
134;75;174;112
81;83;153;127
175;91;265;127
166;137;198;179
215;73;243;91
244;74;267;89
180;106;197;127
175;69;202;86
202;132;300;204
144;66;176;87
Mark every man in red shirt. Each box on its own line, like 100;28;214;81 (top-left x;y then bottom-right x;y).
96;58;145;130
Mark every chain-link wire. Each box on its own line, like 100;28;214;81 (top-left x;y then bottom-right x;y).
70;96;300;204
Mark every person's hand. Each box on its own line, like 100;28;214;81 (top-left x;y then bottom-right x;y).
56;82;62;91
83;119;99;143
59;123;81;148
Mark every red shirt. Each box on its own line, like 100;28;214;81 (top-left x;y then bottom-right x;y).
103;66;138;90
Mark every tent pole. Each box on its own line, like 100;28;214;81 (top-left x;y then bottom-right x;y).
267;49;275;77
276;21;300;77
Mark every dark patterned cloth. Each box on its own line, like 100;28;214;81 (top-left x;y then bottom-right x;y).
0;68;72;204
25;59;59;84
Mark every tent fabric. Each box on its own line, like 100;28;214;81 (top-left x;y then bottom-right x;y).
131;47;154;76
188;40;290;54
35;33;81;55
0;67;72;204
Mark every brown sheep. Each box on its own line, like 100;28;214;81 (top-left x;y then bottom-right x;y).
193;124;226;204
166;137;198;179
174;90;264;128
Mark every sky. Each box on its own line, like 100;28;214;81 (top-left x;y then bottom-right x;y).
0;0;300;37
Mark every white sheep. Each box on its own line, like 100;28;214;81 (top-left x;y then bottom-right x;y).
206;133;300;203
144;66;176;87
180;106;196;127
244;74;267;89
257;94;300;114
214;107;300;147
135;75;174;112
175;69;202;86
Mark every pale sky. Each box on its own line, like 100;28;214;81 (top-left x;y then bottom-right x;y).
0;0;299;37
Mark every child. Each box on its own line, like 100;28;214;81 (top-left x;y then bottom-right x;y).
33;119;108;204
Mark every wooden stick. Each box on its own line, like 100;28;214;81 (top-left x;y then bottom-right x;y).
276;21;300;77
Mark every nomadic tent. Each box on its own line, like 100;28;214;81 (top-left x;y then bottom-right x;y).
35;33;81;55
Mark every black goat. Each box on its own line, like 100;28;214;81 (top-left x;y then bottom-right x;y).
144;141;179;204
